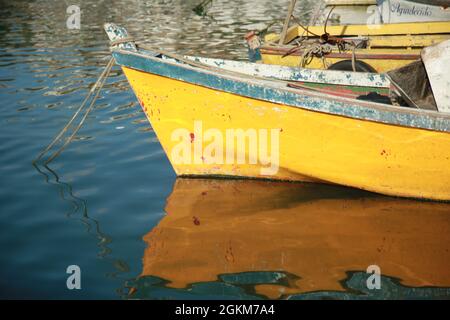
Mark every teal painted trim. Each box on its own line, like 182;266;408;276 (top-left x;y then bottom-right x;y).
112;49;450;133
247;46;262;63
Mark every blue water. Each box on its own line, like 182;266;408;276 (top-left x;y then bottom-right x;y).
0;0;449;300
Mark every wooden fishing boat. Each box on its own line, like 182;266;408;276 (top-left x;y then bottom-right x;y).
247;0;450;72
105;23;450;200
136;178;450;298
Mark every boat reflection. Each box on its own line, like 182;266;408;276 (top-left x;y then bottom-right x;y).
131;178;450;299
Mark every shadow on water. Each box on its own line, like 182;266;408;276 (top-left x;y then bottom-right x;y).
126;178;450;300
32;162;131;294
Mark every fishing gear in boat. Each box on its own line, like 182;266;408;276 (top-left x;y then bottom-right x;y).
253;2;368;72
254;0;450;72
34;57;115;164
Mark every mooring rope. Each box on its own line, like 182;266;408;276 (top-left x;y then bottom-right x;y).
34;57;115;164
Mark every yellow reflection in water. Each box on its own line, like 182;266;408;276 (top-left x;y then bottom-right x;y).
141;178;450;299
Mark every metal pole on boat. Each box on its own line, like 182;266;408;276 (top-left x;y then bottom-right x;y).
279;0;297;45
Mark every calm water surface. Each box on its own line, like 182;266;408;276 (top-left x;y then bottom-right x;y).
0;0;449;299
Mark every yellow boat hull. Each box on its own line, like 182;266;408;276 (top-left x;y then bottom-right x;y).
122;66;450;200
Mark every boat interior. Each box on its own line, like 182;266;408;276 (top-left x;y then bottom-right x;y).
148;46;442;112
106;21;448;116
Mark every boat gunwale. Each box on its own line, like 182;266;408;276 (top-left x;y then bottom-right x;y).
267;21;450;43
179;55;390;88
259;46;421;60
111;47;450;133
